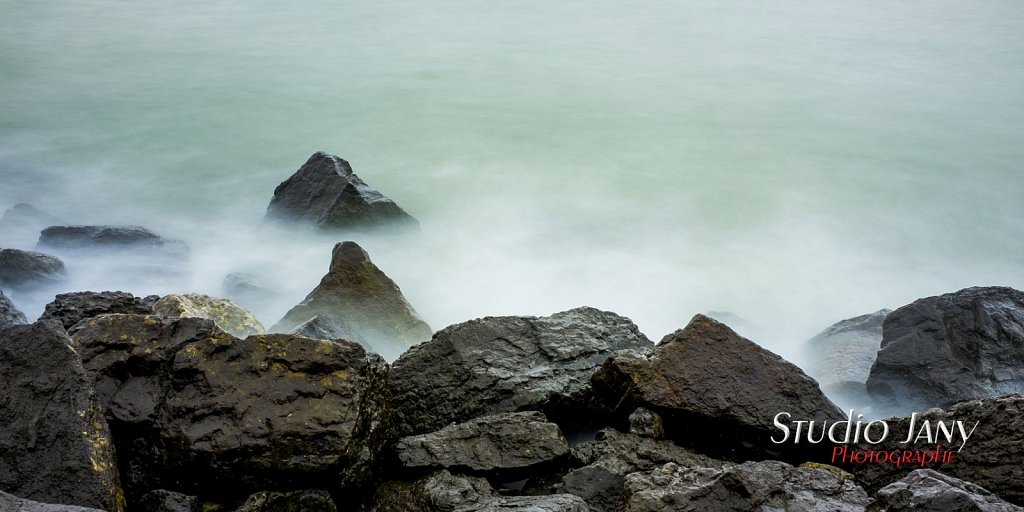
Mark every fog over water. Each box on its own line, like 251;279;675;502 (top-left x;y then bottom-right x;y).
2;0;1023;364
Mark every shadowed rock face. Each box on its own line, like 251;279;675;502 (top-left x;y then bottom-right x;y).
390;307;654;437
0;248;67;289
870;469;1023;512
271;241;432;360
264;152;418;232
71;314;392;502
41;291;156;330
0;321;125;512
0;491;107;512
0;289;27;329
866;287;1024;413
592;314;843;462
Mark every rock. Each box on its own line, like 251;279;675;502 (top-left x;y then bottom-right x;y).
628;408;664;440
289;314;368;345
0;321;125;511
264;151;418;232
0;491;106;512
137;490;199;512
623;460;869;512
72;314;392;499
371;470;496;512
870;469;1021;512
152;293;266;338
40;291;156;330
845;394;1024;505
804;309;889;411
472;495;590;511
395;411;570;477
591;314;842;461
221;272;282;317
390;307;653;437
0;247;67;289
0;289;27;329
866;287;1024;412
233;490;336;512
37;225;190;258
0;203;64;244
271;241;431;360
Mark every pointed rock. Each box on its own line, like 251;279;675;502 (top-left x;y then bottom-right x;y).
264;152;418;232
152;293;266;338
0;321;125;511
271;241;431;360
0;289;27;330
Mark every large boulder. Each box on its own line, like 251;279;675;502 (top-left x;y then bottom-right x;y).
803;309;889;411
0;203;63;248
395;411;570;477
866;287;1024;412
264;152;418;232
71;314;392;500
846;394;1024;505
0;247;66;290
591;314;843;461
152;293;266;338
271;241;431;360
0;491;106;512
869;469;1022;512
37;225;190;258
0;321;125;511
390;307;654;437
0;289;27;330
623;461;869;512
40;291;156;330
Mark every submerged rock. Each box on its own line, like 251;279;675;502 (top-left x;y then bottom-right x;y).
152;293;266;338
623;460;869;512
0;247;67;289
72;314;391;500
866;287;1024;412
40;291;156;330
0;321;125;511
233;490;336;512
804;309;889;411
870;469;1022;512
395;411;570;477
264;152;418;232
390;307;653;437
0;289;27;329
0;491;106;512
271;241;431;360
0;203;64;247
37;225;190;258
592;314;842;461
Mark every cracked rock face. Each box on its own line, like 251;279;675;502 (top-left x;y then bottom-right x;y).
390;307;654;437
870;469;1022;512
867;287;1024;413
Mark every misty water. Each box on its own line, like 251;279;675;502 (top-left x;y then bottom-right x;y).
2;0;1023;367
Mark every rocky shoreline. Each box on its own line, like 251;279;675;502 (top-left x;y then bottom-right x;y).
2;153;1023;511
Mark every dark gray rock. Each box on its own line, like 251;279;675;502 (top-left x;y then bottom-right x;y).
395;411;570;477
72;314;392;499
371;470;496;512
0;491;106;512
233;490;336;512
0;289;27;329
0;203;64;247
624;461;869;512
847;394;1024;505
592;314;842;461
472;495;590;511
271;241;431;361
0;321;125;511
264;152;418;232
137;489;198;512
37;225;190;258
390;307;654;437
628;408;664;440
0;247;66;289
40;291;156;330
289;314;368;345
866;287;1024;412
804;309;889;411
870;469;1021;512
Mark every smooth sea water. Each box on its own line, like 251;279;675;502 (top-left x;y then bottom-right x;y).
2;0;1023;362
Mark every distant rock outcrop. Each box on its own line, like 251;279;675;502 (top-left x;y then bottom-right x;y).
264;152;418;232
37;225;190;258
0;289;27;330
389;307;653;437
0;203;63;248
40;291;156;330
152;293;266;338
271;241;431;360
0;247;67;290
804;309;890;411
592;314;843;461
866;287;1024;412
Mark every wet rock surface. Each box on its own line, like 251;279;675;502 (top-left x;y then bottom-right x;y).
152;292;266;338
271;241;431;360
0;289;27;330
37;225;190;258
390;307;653;437
866;287;1024;412
870;469;1022;512
0;321;125;511
264;152;419;232
40;291;157;330
592;314;842;461
0;247;67;289
0;491;106;512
